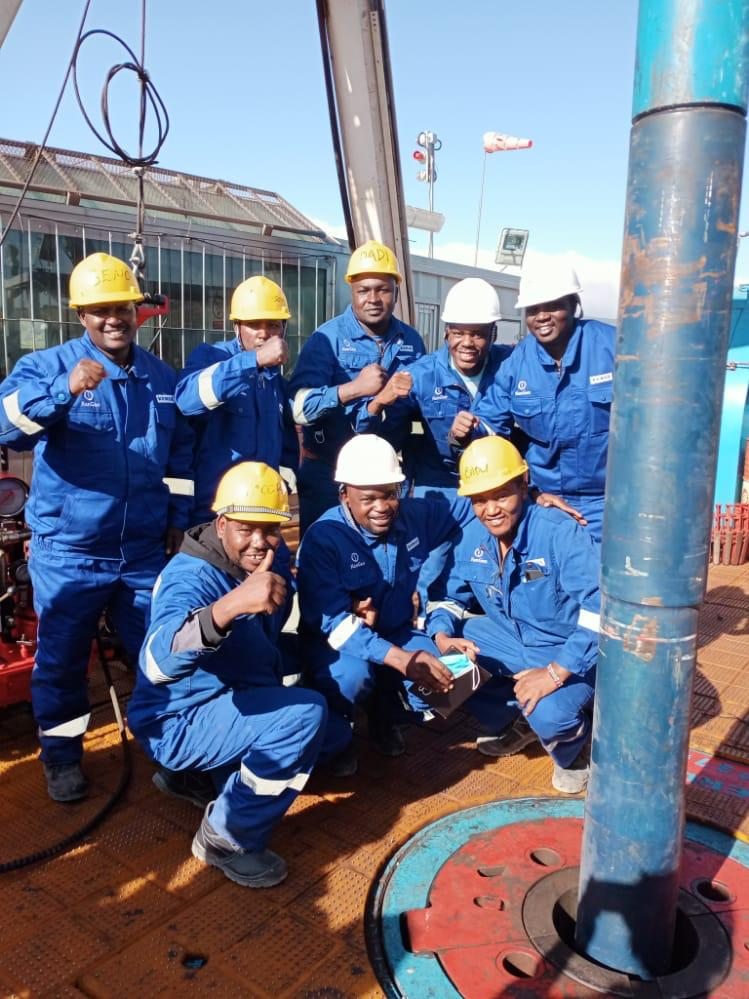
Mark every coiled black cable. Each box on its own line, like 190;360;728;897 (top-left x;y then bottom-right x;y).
71;27;169;168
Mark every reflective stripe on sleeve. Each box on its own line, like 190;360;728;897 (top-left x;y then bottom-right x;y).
163;477;195;496
426;600;468;620
40;711;91;738
197;363;221;410
577;608;601;633
328;613;361;651
240;764;311;796
292;388;314;425
2;390;44;436
144;629;173;684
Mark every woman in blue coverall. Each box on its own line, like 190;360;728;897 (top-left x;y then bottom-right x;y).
472;261;616;542
427;435;600;793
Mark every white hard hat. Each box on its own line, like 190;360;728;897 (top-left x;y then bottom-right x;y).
515;260;582;310
442;278;501;325
334;435;406;486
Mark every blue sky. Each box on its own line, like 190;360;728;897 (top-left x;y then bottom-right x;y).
1;0;747;316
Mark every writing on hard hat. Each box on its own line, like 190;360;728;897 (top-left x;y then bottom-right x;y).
458;437;528;496
212;462;291;522
442;278;501;325
334;435;406;486
68;253;144;309
345;240;402;284
515;260;581;310
230;276;291;322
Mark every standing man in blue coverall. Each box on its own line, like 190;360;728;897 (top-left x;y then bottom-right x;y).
427;436;600;793
472;260;616;541
175;275;298;524
0;253;194;802
297;434;476;775
289;240;425;537
358;278;512;618
128;463;336;888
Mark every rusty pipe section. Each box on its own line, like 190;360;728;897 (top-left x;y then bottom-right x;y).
575;0;749;979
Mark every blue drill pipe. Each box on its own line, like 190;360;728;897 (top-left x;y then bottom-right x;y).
575;0;749;979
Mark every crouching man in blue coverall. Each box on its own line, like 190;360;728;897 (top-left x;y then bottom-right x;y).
427;436;600;793
0;253;194;803
128;463;338;888
296;435;472;776
174;275;299;524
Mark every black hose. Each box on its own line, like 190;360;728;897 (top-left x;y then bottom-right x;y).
0;639;132;874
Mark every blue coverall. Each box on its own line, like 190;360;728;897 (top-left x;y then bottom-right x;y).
356;342;513;611
288;306;425;535
296;495;474;740
0;333;194;764
474;320;616;541
426;502;600;767
128;522;343;851
175;338;298;524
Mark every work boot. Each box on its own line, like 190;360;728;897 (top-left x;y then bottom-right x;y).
324;742;359;777
152;766;215;809
476;716;537;758
551;747;590;794
368;713;406;757
191;805;287;888
43;762;88;802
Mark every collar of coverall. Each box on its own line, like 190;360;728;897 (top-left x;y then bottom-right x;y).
531;317;583;370
345;303;401;344
179;521;247;582
82;332;147;379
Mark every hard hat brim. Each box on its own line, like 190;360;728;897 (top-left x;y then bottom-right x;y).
69;290;144;310
213;504;291;522
229;309;291;322
457;464;528;497
335;473;406;486
515;286;581;310
345;271;402;285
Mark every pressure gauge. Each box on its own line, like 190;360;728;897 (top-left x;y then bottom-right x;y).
0;476;28;518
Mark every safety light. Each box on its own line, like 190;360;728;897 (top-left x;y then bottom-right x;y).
413;150;426;162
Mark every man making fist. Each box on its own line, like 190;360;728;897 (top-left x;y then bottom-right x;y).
0;253;194;802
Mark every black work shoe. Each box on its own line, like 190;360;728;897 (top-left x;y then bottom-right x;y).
476;716;537;758
191;806;287;888
369;717;406;757
43;762;88;802
325;742;359;777
152;767;215;809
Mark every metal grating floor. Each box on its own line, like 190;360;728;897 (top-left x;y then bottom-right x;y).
0;562;747;997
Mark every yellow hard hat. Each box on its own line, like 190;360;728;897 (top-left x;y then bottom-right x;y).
212;462;291;522
68;252;144;309
345;240;402;284
457;437;528;497
229;275;291;322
